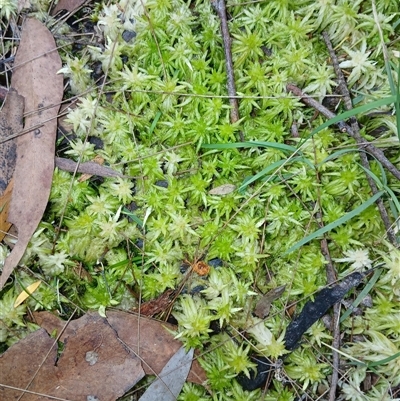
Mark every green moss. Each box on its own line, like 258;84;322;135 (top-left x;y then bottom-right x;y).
1;0;400;399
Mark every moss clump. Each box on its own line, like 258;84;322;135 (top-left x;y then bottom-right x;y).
1;0;400;399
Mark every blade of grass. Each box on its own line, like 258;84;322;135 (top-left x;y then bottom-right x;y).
358;164;400;213
284;191;385;255
310;95;397;137
322;341;400;374
202;141;298;153
366;351;400;368
339;267;382;323
238;156;308;192
122;207;144;227
149;111;162;135
372;0;400;139
318;148;361;165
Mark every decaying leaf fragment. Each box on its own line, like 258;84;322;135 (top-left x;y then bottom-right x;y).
51;0;87;15
133;288;175;317
0;89;24;194
0;18;64;289
0;179;13;242
284;271;367;350
209;183;236;195
0;314;144;401
139;347;194;401
33;310;207;384
254;285;286;319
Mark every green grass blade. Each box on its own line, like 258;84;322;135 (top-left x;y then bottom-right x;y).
149;111;162;135
395;60;400;140
238;160;288;191
238;157;307;191
357;164;400;213
384;186;400;215
202;141;298;153
339;267;382;323
367;351;400;368
357;163;385;189
284;191;385;255
311;95;397;136
122;207;144;227
318;148;360;166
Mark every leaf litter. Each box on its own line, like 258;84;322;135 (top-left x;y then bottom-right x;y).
0;89;23;194
0;17;63;289
0;89;24;241
139;347;194;401
0;313;145;401
0;310;206;400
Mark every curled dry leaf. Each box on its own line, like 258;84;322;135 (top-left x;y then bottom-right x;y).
0;18;64;289
208;183;236;195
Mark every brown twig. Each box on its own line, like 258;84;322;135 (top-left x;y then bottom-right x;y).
54;156;126;178
286;83;400;183
329;302;341;401
211;0;244;141
322;31;397;244
316;206;341;401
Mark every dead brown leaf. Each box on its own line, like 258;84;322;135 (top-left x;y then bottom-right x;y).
0;88;24;195
0;179;13;242
254;285;286;319
0;18;64;289
33;310;207;385
17;0;31;13
133;289;175;317
0;329;57;401
58;100;78;133
0;315;144;401
209;184;236;195
51;0;88;16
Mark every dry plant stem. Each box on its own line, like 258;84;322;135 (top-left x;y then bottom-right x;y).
211;0;244;141
322;31;397;244
320;236;340;401
286;83;400;182
329;303;341;401
315;179;340;400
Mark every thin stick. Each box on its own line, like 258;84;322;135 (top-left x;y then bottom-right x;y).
211;0;244;141
286;83;400;182
315;203;341;401
322;31;397;244
329;303;341;401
